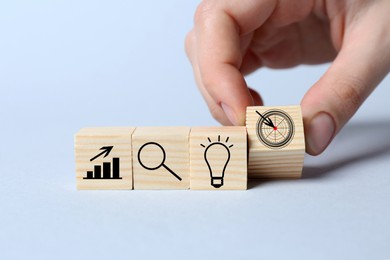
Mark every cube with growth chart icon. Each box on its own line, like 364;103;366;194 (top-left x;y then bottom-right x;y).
75;127;135;190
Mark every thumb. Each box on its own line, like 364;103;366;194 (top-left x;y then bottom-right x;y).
301;10;390;155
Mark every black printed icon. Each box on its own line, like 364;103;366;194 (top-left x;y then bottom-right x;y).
84;146;121;179
256;109;295;149
137;142;182;181
201;135;233;188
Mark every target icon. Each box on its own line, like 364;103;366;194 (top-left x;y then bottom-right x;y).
256;109;295;149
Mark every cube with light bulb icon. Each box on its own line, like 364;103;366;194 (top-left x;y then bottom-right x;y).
190;126;247;190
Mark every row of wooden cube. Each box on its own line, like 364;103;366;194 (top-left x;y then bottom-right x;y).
75;105;305;190
75;126;247;190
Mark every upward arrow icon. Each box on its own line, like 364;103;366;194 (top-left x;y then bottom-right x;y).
90;146;114;162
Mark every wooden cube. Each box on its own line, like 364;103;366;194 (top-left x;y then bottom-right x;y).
75;127;135;190
246;106;305;178
190;127;247;190
132;127;190;189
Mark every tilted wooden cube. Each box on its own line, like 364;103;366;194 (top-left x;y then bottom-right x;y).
190;126;247;190
246;106;305;178
75;127;135;190
132;127;190;190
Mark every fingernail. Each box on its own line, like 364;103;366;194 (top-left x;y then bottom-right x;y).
307;112;335;155
221;103;237;125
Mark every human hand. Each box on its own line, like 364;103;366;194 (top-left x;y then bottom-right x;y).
185;0;390;155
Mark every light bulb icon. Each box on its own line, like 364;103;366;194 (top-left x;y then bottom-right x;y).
201;135;233;188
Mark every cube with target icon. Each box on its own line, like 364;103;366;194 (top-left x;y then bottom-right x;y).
246;106;305;179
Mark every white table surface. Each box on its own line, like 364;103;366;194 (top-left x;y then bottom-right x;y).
1;1;389;259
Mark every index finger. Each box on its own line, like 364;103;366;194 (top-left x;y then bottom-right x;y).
194;0;276;125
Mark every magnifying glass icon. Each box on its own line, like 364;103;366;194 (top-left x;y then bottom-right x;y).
137;142;182;181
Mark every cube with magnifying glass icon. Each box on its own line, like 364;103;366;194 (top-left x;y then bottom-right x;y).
132;127;191;189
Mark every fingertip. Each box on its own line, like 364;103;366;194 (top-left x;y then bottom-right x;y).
219;86;257;126
303;110;336;156
185;30;196;62
221;103;239;126
248;87;263;106
210;105;235;126
200;65;254;126
218;87;261;126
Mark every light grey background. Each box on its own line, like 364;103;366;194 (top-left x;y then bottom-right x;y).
0;1;389;259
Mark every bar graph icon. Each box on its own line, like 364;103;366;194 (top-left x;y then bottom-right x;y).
83;146;122;180
84;157;121;179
